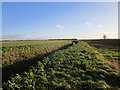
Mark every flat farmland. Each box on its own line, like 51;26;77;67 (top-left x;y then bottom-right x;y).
2;40;120;89
85;39;120;72
1;40;71;67
1;40;71;82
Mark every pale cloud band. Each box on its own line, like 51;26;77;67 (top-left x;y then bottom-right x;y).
98;25;102;28
86;22;93;26
1;34;26;40
55;25;64;28
32;31;42;34
86;22;102;28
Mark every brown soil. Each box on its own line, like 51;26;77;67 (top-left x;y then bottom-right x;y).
106;56;120;75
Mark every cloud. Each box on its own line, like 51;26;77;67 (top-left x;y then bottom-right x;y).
54;29;62;32
55;25;64;28
98;25;102;28
86;22;93;26
1;34;26;40
32;31;42;34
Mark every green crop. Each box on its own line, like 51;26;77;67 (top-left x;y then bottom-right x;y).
1;40;71;67
85;39;119;62
3;41;120;89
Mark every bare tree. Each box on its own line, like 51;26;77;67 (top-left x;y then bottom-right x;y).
103;34;107;40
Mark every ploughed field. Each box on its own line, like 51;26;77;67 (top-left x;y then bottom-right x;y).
2;40;120;89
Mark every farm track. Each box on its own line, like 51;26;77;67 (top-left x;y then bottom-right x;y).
2;42;77;83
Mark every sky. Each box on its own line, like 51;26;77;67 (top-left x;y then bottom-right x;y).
2;2;118;40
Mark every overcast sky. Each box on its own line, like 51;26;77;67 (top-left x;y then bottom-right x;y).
2;2;118;40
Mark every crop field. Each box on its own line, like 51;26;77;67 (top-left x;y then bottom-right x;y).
85;39;120;72
1;40;71;67
2;40;120;89
1;40;71;82
85;39;119;62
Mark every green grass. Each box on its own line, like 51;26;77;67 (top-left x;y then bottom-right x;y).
3;41;120;89
85;39;119;62
1;40;71;67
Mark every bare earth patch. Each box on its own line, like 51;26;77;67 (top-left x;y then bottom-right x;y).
106;56;120;75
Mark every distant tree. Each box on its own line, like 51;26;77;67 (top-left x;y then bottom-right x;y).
103;34;107;40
